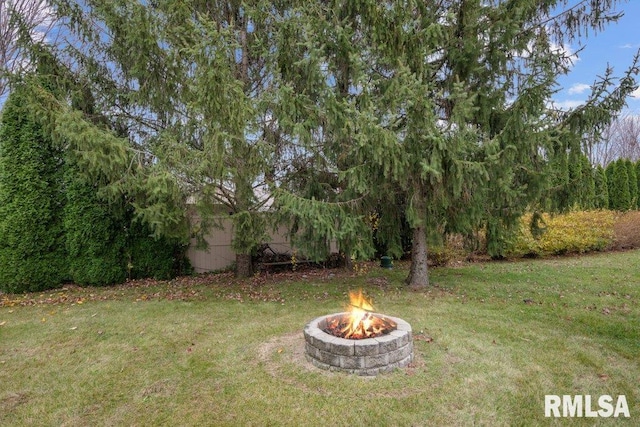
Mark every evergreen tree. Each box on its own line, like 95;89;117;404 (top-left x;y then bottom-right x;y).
636;159;640;208
126;220;188;280
606;161;616;207
277;0;638;286
28;0;310;277
25;0;640;287
608;159;632;210
568;151;584;208
579;154;596;209
594;165;609;209
624;158;638;208
0;83;67;292
64;155;128;286
545;133;597;212
548;145;571;212
26;47;189;286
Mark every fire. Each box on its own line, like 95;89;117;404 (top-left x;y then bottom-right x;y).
325;290;396;339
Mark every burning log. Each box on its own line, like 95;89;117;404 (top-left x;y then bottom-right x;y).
323;290;397;339
324;312;396;339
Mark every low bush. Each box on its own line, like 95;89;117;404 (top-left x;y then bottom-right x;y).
407;209;638;265
428;234;469;266
612;210;640;249
508;210;616;257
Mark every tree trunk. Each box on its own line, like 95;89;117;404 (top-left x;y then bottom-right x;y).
406;225;429;289
344;253;354;271
236;253;253;278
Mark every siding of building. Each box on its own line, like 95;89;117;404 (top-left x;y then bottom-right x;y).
186;217;297;273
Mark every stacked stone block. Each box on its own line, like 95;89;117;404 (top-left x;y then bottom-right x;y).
303;313;413;376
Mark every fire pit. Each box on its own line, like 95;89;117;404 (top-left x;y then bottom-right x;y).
304;290;413;375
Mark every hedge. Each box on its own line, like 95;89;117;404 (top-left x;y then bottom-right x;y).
508;210;616;257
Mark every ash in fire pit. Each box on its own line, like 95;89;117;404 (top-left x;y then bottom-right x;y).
304;290;413;375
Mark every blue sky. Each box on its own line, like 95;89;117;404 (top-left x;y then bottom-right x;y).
554;1;640;113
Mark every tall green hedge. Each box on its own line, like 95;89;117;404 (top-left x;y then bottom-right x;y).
594;165;609;209
64;156;128;286
579;154;596;209
567;152;583;208
636;160;640;209
0;84;190;293
127;221;190;280
607;159;632;211
62;159;191;286
0;85;68;293
624;159;638;208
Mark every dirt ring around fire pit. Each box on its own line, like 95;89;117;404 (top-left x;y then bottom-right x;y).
303;312;413;376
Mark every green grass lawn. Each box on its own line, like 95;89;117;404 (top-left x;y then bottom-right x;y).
1;251;638;426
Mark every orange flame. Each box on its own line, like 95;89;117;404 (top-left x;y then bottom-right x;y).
326;290;396;339
348;289;374;312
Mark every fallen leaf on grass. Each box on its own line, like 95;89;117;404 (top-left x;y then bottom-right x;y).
414;334;433;343
598;374;609;381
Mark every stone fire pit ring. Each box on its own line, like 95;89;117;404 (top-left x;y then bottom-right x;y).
303;312;413;376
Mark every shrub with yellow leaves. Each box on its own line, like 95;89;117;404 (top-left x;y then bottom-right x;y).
509;211;616;257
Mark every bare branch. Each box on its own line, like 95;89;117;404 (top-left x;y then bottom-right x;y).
0;0;57;99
